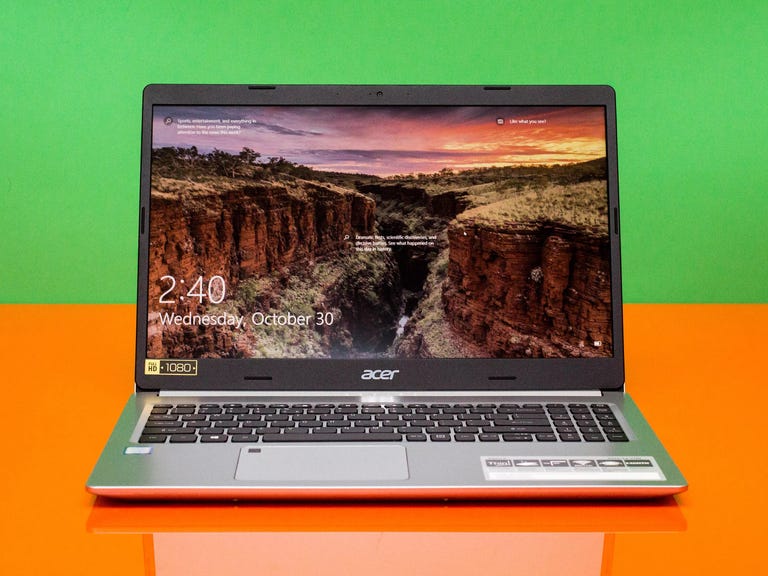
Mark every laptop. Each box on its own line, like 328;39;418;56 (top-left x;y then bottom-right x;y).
87;84;687;499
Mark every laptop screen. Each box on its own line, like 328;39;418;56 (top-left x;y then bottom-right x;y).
147;105;610;361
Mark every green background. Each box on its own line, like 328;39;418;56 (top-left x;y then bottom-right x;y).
1;0;766;304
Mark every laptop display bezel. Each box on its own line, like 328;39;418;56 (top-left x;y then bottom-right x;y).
135;84;624;393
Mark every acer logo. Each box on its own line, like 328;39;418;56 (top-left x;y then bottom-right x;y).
360;369;400;380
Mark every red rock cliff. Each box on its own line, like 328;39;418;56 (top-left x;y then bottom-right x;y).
149;178;374;301
442;220;612;358
146;177;375;357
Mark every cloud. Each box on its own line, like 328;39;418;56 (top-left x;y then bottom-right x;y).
250;121;322;137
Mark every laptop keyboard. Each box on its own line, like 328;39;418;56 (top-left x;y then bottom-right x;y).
139;402;629;444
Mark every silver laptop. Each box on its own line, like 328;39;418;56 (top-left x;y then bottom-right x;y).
87;84;687;499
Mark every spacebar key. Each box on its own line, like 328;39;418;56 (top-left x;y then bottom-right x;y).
263;433;402;442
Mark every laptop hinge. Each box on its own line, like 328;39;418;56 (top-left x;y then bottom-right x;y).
158;390;603;398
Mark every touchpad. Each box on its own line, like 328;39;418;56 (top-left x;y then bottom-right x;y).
235;445;409;482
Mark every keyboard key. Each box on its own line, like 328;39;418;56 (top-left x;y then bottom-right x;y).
607;433;629;442
147;415;180;422
326;421;352;428
558;433;582;442
142;427;189;435
437;420;463;428
486;425;553;433
293;415;318;422
139;435;167;443
598;418;621;426
535;433;557;442
406;433;427;441
429;433;451;442
169;434;198;443
313;428;339;434
502;418;549;426
478;433;500;442
231;435;260;442
583;433;605;442
145;420;183;428
502;434;533;442
200;434;228;443
454;433;476;442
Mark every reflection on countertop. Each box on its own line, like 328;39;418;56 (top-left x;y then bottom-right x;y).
88;497;685;576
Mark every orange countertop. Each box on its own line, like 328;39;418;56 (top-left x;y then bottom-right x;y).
1;304;766;574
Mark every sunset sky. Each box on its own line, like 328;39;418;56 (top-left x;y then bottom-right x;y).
153;105;606;176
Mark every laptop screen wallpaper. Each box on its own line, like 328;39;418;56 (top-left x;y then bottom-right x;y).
147;106;611;360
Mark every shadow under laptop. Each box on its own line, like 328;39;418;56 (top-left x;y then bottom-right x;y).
87;497;685;575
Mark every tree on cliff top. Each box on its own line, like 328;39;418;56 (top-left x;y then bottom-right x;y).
208;149;243;178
